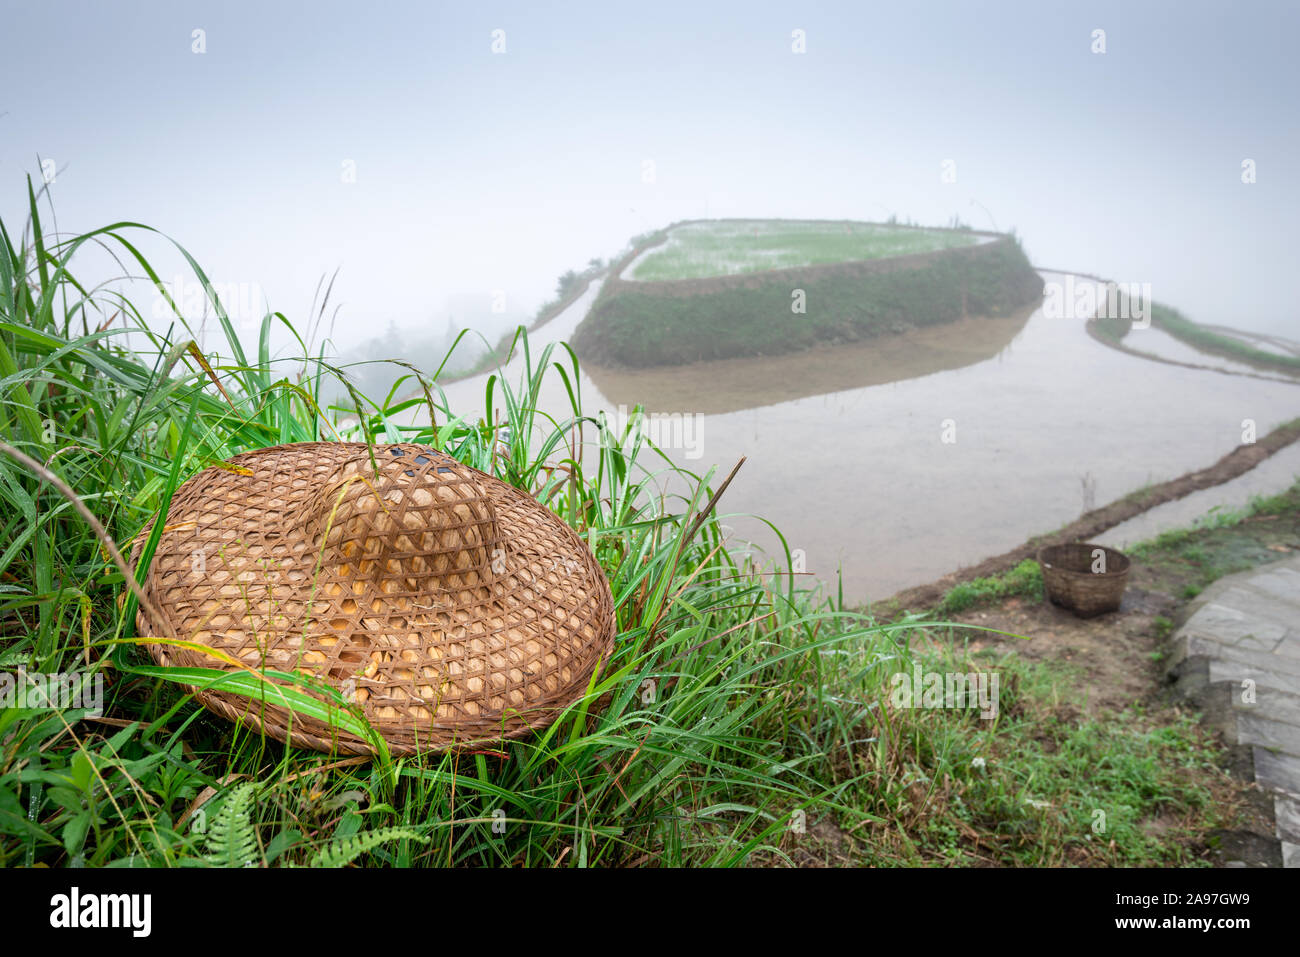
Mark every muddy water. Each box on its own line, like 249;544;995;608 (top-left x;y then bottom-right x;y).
419;273;1300;604
583;308;1035;416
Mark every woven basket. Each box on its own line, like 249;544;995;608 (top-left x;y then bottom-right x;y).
129;442;616;754
1036;542;1131;618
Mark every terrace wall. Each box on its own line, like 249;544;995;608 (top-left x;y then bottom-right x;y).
573;229;1043;368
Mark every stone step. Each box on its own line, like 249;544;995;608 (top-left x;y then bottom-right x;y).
1179;592;1291;651
1238;712;1300;756
1184;632;1300;674
1185;598;1294;650
1232;685;1300;729
1253;747;1300;799
1166;556;1300;866
1276;795;1300;845
1209;658;1300;695
1238;565;1300;606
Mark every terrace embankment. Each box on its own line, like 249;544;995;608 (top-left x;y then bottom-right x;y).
1088;301;1300;382
571;234;1044;368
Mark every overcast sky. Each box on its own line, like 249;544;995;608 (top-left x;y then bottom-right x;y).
3;0;1296;352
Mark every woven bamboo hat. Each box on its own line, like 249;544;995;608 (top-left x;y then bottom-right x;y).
131;442;616;754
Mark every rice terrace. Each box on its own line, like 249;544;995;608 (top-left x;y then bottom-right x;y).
2;4;1298;929
572;218;1043;367
622;219;985;281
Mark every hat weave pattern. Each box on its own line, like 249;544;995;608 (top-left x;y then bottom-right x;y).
131;442;615;753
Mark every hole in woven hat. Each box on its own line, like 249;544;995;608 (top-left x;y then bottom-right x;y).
388;448;449;473
328;644;374;685
404;445;452;472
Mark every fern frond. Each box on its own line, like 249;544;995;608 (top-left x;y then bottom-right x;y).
203;782;260;868
309;827;426;868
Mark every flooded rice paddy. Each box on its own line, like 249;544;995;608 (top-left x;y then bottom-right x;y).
424;273;1300;604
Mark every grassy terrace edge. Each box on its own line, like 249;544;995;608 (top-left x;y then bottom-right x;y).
1089;301;1300;378
1152;306;1300;375
571;223;1044;368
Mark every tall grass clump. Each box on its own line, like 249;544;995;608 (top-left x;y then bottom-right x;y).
0;179;916;867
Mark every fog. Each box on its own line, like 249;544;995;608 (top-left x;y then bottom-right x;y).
4;0;1296;359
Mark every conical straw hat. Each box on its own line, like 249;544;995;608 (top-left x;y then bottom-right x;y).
131;442;616;754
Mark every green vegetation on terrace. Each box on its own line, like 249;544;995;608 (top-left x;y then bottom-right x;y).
629;219;984;282
1151;304;1300;376
1092;296;1300;377
935;560;1044;616
1125;481;1300;599
0;181;1238;866
1088;310;1132;346
574;232;1044;368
